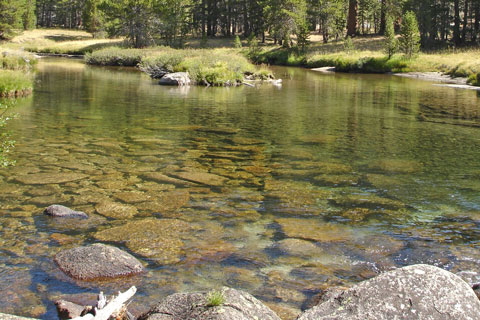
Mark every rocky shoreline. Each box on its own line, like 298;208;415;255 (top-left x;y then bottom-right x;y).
2;264;480;319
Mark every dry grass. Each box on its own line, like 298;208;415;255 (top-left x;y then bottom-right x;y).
5;29;124;55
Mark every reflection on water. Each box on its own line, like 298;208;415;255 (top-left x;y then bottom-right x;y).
1;58;480;319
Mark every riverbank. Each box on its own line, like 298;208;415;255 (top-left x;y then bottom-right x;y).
4;29;480;87
252;44;480;87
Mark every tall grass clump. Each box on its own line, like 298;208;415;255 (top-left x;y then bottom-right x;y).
85;47;146;66
205;290;225;307
0;70;33;97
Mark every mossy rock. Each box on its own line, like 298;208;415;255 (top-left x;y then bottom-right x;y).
276;218;352;242
94;218;191;264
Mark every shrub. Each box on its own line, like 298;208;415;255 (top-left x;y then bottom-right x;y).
467;72;480;86
344;36;355;53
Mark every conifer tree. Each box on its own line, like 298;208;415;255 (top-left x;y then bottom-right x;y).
399;11;420;58
0;0;24;39
384;16;397;59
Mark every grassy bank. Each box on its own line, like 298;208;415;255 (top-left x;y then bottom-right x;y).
87;47;272;86
252;36;480;83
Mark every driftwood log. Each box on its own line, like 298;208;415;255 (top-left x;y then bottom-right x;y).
72;286;136;320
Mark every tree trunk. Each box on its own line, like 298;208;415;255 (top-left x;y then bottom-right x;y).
347;0;358;37
379;0;386;35
474;0;480;42
462;0;469;42
453;0;461;44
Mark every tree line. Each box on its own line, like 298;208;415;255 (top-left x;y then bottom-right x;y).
1;0;479;48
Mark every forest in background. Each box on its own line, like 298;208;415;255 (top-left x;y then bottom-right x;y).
1;0;479;49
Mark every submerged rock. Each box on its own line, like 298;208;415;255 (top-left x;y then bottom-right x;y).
44;205;88;219
138;287;281;320
54;243;144;280
159;72;191;86
299;264;480;320
95;201;138;219
94;218;191;264
172;171;227;187
276;218;352;242
368;159;422;174
330;194;405;210
14;172;87;185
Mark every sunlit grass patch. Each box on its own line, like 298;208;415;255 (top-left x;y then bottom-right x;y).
0;70;33;97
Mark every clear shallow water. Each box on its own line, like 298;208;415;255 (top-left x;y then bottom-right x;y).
1;58;480;319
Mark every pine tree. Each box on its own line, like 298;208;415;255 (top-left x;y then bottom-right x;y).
399;11;420;58
83;0;101;34
0;0;24;39
234;35;242;48
384;16;397;59
22;0;36;30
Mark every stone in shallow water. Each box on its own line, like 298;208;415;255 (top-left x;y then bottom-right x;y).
54;243;144;280
265;179;331;215
273;238;324;257
44;204;88;219
95;201;138;219
276;218;352;242
138;287;280;320
298;134;337;144
113;191;151;204
136;190;190;215
13;172;87;185
172;171;227;187
94;218;191;264
313;174;359;186
142;172;194;186
330;194;405;210
368;159;422;174
298;264;480;320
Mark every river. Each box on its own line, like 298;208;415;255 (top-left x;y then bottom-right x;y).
0;58;479;319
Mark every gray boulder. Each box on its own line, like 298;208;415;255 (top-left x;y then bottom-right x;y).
138;287;281;320
159;72;191;86
54;300;85;319
44;204;88;219
299;264;480;320
54;243;144;280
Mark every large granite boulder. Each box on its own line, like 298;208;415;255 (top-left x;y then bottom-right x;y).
159;72;191;86
44;205;88;219
54;243;144;280
138;287;281;320
299;264;480;320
